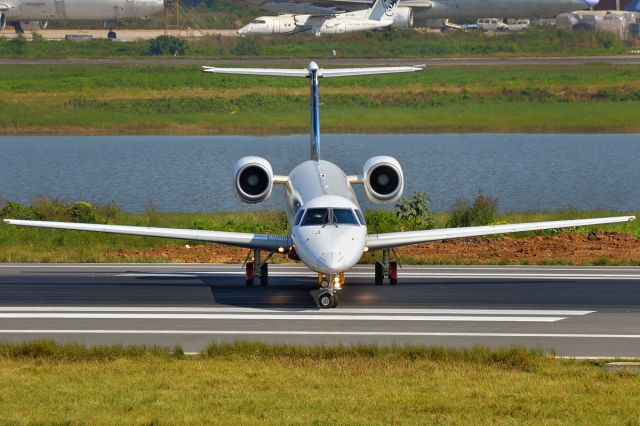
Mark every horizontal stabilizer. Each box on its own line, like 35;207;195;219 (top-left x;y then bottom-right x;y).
366;216;636;250
3;219;290;252
203;64;425;78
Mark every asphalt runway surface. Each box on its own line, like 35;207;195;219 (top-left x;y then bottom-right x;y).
0;263;639;357
2;55;640;66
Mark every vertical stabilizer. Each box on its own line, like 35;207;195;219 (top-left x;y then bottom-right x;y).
368;0;398;21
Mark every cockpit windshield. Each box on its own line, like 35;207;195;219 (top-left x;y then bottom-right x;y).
252;19;266;24
300;208;359;226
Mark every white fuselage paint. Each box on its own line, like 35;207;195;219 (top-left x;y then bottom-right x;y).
1;0;164;21
284;160;367;274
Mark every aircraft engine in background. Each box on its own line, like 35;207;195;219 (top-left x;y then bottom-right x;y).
362;156;404;203
391;7;413;28
234;156;274;204
18;20;48;30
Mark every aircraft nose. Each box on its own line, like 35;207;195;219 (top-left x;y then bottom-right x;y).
316;251;347;273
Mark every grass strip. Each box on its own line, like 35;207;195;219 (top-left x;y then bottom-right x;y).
2;64;640;134
0;340;637;424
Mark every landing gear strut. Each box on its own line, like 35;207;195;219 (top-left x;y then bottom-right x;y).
375;248;398;285
245;249;270;286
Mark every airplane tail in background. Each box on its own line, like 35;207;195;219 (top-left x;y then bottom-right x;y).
203;62;424;162
368;0;399;21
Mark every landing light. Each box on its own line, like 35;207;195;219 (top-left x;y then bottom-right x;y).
278;247;285;253
364;247;369;252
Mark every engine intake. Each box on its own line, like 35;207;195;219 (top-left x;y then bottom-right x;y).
391;7;413;28
234;156;274;204
363;156;404;203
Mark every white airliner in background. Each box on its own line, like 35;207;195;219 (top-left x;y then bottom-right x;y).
238;0;398;36
252;0;599;28
4;62;634;309
0;0;165;36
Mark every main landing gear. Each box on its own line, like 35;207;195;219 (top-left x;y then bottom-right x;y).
315;272;345;309
244;249;271;286
375;248;398;285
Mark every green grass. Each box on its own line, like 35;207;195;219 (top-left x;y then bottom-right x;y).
0;27;630;59
0;341;637;425
2;64;640;134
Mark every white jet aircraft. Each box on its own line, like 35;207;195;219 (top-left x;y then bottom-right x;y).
252;0;599;29
0;0;165;37
4;61;635;309
237;0;398;36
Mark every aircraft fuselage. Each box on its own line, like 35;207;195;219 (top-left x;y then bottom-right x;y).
1;0;164;21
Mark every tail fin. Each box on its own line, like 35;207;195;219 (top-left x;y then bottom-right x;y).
368;0;399;21
203;62;424;161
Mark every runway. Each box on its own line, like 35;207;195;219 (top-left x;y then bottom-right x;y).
0;264;639;357
2;55;640;67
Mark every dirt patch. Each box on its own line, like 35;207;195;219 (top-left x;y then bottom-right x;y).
107;231;640;265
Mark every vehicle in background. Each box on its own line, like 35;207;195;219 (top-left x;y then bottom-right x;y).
506;18;530;31
477;17;507;31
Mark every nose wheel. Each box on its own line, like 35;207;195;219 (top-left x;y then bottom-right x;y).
315;272;344;308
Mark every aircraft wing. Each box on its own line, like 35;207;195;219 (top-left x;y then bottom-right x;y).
366;216;636;250
3;219;291;252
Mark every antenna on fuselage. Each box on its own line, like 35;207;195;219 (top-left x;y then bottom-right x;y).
202;61;426;162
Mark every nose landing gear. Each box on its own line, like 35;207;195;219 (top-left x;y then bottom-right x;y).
315;272;344;308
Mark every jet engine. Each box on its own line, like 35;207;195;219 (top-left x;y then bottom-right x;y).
391;7;413;28
234;156;274;204
1;13;6;31
363;156;404;203
19;21;48;31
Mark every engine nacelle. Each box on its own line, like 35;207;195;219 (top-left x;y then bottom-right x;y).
234;156;274;204
19;20;48;31
363;156;404;204
391;7;413;28
1;14;6;31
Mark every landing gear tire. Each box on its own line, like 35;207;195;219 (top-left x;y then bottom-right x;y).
318;292;333;309
245;261;254;285
374;261;384;286
318;292;338;308
107;30;117;39
389;261;398;285
260;262;268;286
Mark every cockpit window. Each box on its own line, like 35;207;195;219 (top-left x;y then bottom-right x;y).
252;19;266;24
333;208;358;225
293;209;305;226
300;208;358;226
355;209;366;225
301;208;329;226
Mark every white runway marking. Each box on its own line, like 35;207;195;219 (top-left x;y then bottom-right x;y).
116;271;640;280
0;330;638;338
0;307;594;316
0;313;566;322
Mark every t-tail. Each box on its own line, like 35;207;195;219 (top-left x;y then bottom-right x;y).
368;0;399;21
202;61;425;161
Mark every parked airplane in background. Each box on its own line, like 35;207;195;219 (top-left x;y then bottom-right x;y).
0;0;166;37
238;0;398;35
4;62;634;309
250;0;599;28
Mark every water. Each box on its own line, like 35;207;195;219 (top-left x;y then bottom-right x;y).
0;134;638;213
